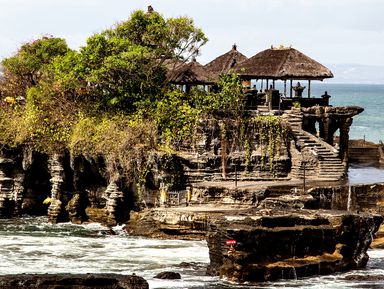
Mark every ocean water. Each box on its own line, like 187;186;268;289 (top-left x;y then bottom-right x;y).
272;82;384;143
348;165;384;185
1;217;384;289
307;82;384;143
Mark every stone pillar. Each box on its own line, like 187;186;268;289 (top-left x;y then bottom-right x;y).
339;117;353;165
105;181;125;224
322;117;334;145
319;117;327;141
47;153;66;223
12;173;25;215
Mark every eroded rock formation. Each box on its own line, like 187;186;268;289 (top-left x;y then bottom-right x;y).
207;210;382;283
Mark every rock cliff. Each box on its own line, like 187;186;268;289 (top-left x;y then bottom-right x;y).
207;210;382;283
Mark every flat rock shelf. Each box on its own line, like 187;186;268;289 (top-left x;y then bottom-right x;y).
0;274;148;289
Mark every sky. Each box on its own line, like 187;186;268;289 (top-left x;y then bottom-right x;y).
1;0;384;70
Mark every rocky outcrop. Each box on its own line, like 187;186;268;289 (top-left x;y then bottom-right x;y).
0;274;148;289
207;210;382;283
154;272;181;279
125;208;212;240
66;193;87;224
105;181;125;223
308;183;384;213
0;147;137;225
0;148;24;217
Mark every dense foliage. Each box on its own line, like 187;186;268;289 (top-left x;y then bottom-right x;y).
0;8;285;185
0;37;69;100
0;9;208;175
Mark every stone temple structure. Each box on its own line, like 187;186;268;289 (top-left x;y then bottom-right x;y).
168;45;363;187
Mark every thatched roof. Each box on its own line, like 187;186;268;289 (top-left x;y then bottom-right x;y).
237;47;333;80
204;44;248;77
163;58;184;72
168;58;214;85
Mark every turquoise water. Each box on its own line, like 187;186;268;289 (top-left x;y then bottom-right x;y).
310;83;384;143
272;82;384;143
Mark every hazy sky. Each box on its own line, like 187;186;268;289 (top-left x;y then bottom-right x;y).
1;0;384;67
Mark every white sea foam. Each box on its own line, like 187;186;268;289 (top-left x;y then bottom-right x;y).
0;218;384;288
348;166;384;185
0;218;213;288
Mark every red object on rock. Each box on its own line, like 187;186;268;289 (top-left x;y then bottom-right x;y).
226;240;237;246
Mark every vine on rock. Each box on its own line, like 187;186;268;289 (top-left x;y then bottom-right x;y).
251;115;287;172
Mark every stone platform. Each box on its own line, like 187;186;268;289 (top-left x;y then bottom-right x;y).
0;274;148;289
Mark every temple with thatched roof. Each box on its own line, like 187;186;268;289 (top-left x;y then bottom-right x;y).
237;46;333;101
204;44;247;79
167;58;214;92
174;45;362;184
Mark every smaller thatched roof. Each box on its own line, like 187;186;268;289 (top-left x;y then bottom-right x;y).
205;44;247;77
168;58;214;85
237;47;333;80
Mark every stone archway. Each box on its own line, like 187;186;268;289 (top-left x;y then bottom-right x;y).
301;106;362;165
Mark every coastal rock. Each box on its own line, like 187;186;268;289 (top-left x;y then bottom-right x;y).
66;193;87;224
105;181;125;224
0;148;25;217
47;153;68;223
308;183;384;212
0;274;148;289
207;210;382;283
178;262;206;270
153;271;181;279
125;208;213;240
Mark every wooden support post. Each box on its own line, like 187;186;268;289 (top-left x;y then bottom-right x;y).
273;80;275;89
308;80;311;98
284;80;287;97
290;79;293;98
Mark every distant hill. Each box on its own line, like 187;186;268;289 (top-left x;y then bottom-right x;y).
327;64;384;84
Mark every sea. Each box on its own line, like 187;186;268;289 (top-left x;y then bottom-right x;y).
1;83;384;289
311;82;384;144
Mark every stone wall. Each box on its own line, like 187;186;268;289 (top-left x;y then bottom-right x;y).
178;118;291;183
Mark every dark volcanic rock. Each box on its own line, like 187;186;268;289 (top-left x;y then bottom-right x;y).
125;209;210;240
154;271;181;279
343;274;384;282
0;274;148;289
207;210;383;283
179;262;207;270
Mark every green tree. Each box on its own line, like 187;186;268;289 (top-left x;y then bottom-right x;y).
193;73;245;118
0;36;69;99
51;9;208;112
154;89;200;148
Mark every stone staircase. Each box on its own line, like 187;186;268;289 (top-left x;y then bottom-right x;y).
284;110;346;181
257;105;270;114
